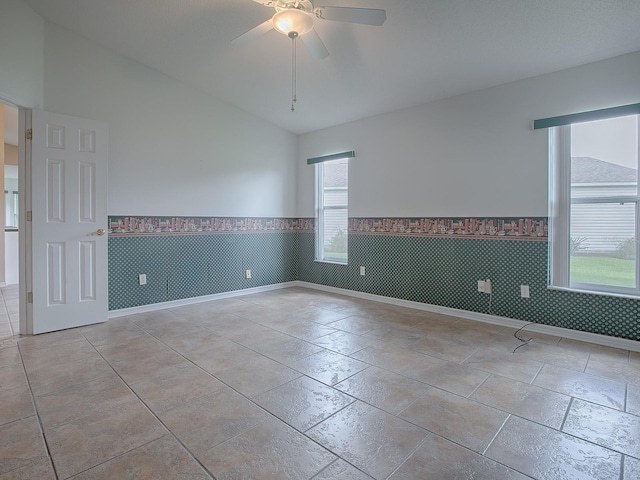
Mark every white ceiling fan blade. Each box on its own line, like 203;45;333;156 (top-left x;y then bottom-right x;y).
231;19;274;46
314;6;386;26
301;29;330;60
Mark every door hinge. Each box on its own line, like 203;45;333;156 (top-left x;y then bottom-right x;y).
26;129;32;140
26;211;32;222
27;292;33;304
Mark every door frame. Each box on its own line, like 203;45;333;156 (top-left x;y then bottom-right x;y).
18;107;32;335
0;94;29;335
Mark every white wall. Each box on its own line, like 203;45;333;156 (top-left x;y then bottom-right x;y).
43;23;298;217
297;51;640;218
0;0;44;108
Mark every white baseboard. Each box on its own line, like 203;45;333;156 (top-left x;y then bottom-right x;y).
294;281;640;353
109;280;640;353
107;282;298;318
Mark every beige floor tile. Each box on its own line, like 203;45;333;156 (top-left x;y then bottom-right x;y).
399;388;508;454
128;361;226;413
334;366;430;415
511;341;590;371
471;374;571;429
628;384;640;415
46;400;166;479
35;374;138;430
408;335;478;363
486;416;622;480
307;401;428;480
0;364;29;392
17;329;85;353
625;456;640;480
158;387;270;456
402;353;490;397
559;338;630;361
586;356;640;385
20;340;99;373
293;350;368;386
462;347;543;383
290;308;352;325
273;322;338;342
312;330;373;355
0;386;34;427
533;363;626;410
563;399;640;458
350;345;429;375
95;335;176;364
69;435;211;480
313;459;373;480
390;433;529;480
139;318;208;341
0;457;55;480
217;321;285;346
200;417;336;480
364;327;425;349
128;309;181;328
159;329;224;354
108;350;187;384
182;340;266;374
0;417;52;478
214;354;301;397
253;376;354;432
26;355;114;397
0;340;19;360
327;315;383;335
250;335;325;365
80;321;149;347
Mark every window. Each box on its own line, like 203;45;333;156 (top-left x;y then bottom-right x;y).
311;153;351;263
545;105;640;296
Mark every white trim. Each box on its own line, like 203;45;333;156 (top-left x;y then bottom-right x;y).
296;282;640;352
108;282;298;318
108;280;640;352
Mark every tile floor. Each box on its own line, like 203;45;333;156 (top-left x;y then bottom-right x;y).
0;284;19;341
1;286;639;479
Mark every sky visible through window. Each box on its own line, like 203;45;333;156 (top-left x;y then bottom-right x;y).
571;115;638;169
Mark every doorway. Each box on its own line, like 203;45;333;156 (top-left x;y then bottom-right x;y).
1;102;19;339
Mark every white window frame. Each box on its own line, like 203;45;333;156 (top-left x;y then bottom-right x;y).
548;116;640;298
315;159;348;264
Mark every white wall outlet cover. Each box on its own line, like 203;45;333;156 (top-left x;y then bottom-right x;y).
521;285;530;298
138;274;147;285
360;266;366;276
484;279;492;294
245;269;252;279
477;280;485;292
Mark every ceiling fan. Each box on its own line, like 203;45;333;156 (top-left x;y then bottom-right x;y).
231;0;387;60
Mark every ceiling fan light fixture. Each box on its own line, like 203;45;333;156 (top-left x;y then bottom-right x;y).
272;9;313;36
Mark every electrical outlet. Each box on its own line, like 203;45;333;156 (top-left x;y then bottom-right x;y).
520;285;530;298
360;266;366;276
484;279;492;294
138;274;147;286
477;280;485;292
245;269;251;279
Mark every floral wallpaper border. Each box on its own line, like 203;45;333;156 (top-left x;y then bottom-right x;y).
109;215;548;241
108;216;314;236
349;217;548;241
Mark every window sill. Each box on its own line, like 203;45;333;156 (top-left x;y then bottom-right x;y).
314;259;348;266
547;284;640;300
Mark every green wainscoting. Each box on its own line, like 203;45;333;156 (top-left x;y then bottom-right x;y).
108;233;298;310
108;226;640;341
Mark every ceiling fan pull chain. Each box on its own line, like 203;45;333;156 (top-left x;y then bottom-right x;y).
290;32;298;112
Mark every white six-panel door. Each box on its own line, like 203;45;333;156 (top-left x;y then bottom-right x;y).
29;110;108;334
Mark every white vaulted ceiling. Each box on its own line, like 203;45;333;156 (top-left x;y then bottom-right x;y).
22;0;640;134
